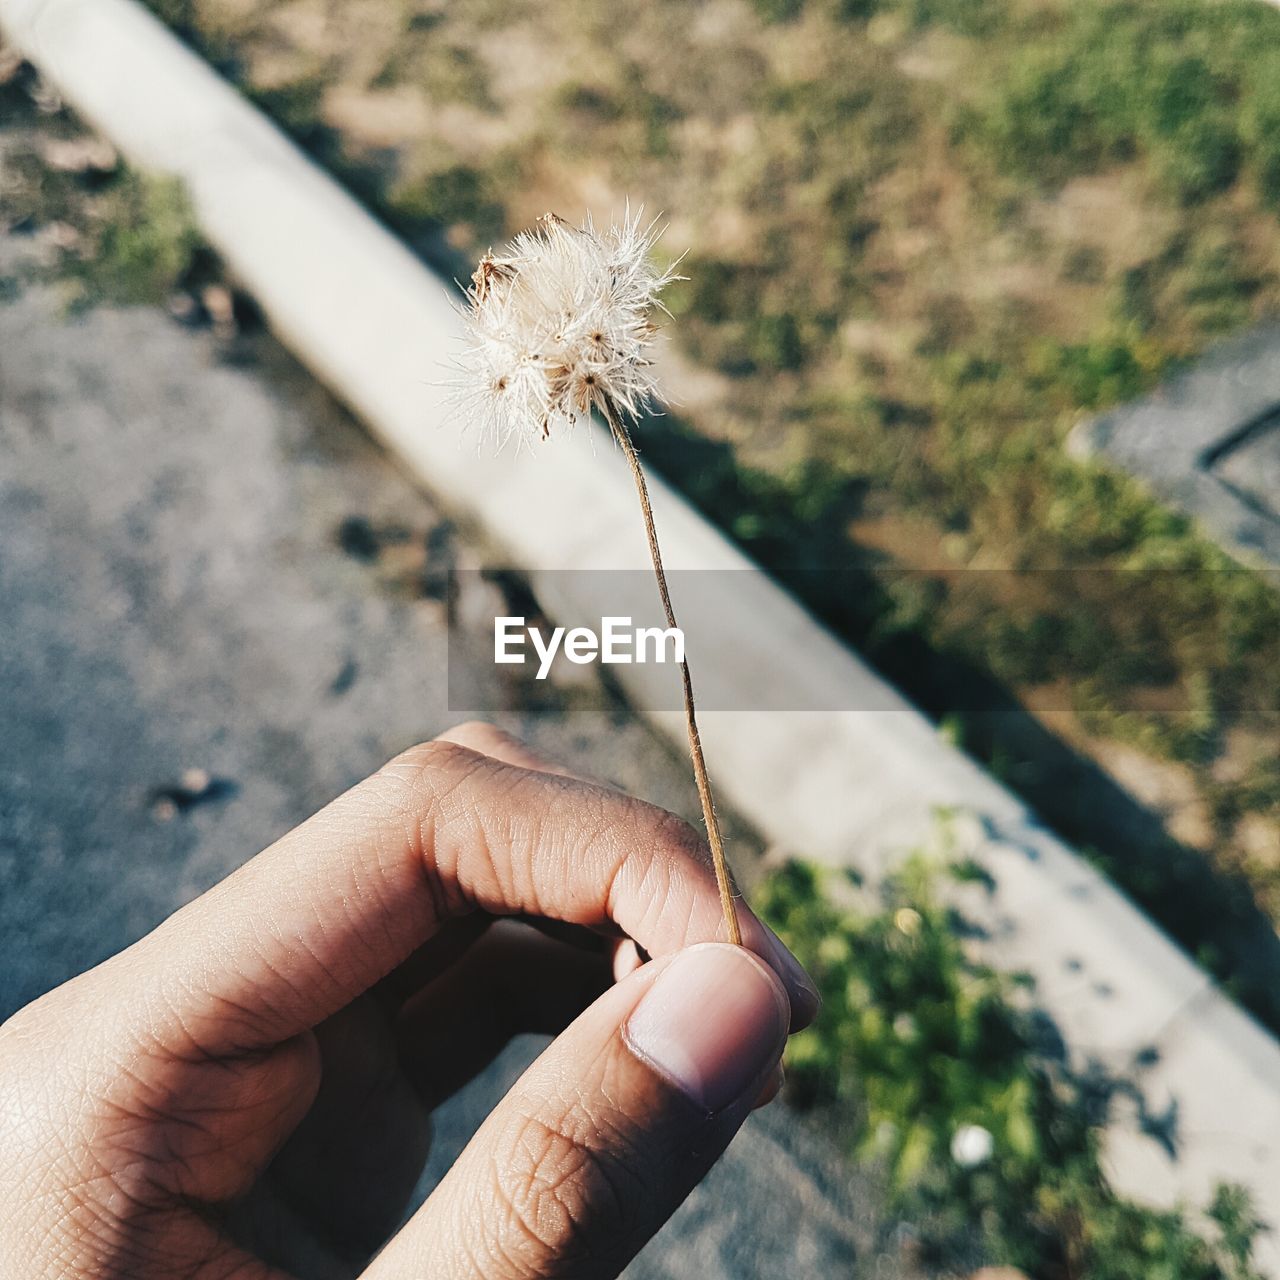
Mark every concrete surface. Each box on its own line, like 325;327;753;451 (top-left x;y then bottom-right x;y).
0;282;704;1009
0;278;901;1278
1071;321;1280;569
4;0;1278;1259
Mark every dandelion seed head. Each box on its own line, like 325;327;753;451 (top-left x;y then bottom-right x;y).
448;206;682;449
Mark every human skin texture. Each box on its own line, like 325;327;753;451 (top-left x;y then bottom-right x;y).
0;722;818;1279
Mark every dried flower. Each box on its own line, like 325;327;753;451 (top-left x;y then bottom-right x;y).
448;209;741;947
449;208;681;450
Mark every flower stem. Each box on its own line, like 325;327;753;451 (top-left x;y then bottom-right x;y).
602;401;742;946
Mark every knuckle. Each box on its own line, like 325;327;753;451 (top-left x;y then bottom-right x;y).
633;806;710;890
441;719;500;743
362;739;497;915
0;991;226;1276
609;794;703;863
364;739;488;833
382;737;480;790
651;809;705;860
598;801;710;937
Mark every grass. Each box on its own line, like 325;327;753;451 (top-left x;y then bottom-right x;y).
67;175;202;308
0;77;208;310
756;846;1269;1277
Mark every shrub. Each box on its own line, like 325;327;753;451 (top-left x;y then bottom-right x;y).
1157;115;1241;204
1242;56;1280;211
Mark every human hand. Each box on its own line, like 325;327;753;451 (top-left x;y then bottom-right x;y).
0;722;818;1279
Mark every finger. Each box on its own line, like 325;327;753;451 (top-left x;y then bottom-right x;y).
429;726;641;978
431;724;801;1016
260;1000;433;1262
375;914;612;1012
364;943;789;1280
424;736;817;1027
753;1063;784;1110
396;921;612;1110
429;725;803;1008
612;938;645;982
434;720;579;779
124;738;818;1055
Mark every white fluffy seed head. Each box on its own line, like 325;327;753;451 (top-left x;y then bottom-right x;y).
448;208;682;450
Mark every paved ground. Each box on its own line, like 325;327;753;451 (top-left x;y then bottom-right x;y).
1072;321;1280;569
0;271;903;1276
1215;402;1280;526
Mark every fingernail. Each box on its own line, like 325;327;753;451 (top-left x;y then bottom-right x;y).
624;943;789;1113
761;923;821;1027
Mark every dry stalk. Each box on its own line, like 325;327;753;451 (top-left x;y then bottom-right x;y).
600;399;741;945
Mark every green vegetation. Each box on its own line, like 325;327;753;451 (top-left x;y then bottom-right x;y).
387;163;505;244
139;0;1280;1018
67;174;202;308
757;852;1268;1276
0;96;205;309
953;3;1280;208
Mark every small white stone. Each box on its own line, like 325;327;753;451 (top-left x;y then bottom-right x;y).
893;906;922;936
180;767;211;794
951;1123;994;1168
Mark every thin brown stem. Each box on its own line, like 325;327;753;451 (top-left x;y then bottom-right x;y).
601;400;742;946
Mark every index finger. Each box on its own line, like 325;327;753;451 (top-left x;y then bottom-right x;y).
126;739;818;1055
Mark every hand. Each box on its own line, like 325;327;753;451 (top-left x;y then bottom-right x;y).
0;722;819;1279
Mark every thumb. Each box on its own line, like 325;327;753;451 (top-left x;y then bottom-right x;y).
366;944;790;1280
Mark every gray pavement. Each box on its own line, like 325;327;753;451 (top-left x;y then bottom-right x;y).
0;278;901;1277
1071;321;1280;569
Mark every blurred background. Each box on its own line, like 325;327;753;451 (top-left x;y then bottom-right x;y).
2;1;1279;1276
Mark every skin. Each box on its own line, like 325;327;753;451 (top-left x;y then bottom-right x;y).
0;722;817;1279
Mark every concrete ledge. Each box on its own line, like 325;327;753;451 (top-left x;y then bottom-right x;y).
4;0;1279;1263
